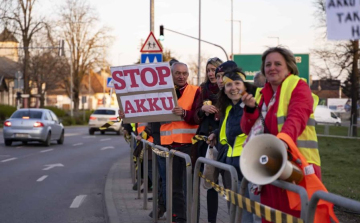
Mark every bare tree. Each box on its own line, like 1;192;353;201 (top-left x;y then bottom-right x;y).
312;0;359;136
188;54;209;85
58;0;113;110
0;0;46;95
28;50;69;107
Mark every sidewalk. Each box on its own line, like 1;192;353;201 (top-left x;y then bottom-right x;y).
104;155;230;223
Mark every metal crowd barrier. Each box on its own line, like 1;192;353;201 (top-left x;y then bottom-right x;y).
168;149;193;223
194;160;308;223
191;157;239;223
306;190;360;223
128;134;360;223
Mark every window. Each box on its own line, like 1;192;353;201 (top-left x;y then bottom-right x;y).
49;111;59;122
93;109;116;115
11;110;43;119
44;112;52;121
331;112;337;119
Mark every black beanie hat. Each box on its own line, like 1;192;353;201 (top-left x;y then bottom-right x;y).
215;60;238;75
222;68;246;84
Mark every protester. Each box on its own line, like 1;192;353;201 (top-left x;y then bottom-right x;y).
240;46;336;223
193;57;223;223
161;61;200;223
121;61;200;223
207;67;256;222
214;60;238;90
253;71;266;88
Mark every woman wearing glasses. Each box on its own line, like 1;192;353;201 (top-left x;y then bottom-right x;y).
193;57;223;223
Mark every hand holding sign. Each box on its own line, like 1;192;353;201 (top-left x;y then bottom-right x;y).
111;62;181;123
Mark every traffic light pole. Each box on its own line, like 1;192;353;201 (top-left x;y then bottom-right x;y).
162;27;229;61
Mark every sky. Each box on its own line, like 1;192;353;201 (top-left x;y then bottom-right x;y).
43;0;325;79
87;0;320;62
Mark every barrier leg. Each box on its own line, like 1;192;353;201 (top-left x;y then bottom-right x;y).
166;154;173;223
234;178;248;223
152;152;158;222
185;156;193;223
143;142;148;209
137;155;141;199
191;159;201;223
131;135;135;184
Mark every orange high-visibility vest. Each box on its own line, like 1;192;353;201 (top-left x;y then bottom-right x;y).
277;132;338;223
137;123;153;143
160;85;199;145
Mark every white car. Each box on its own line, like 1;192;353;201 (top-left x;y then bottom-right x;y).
314;105;341;126
88;107;122;135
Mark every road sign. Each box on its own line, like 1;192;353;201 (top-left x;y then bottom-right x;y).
15;71;23;79
140;32;162;53
233;54;310;83
141;53;163;64
107;77;113;87
14;79;24;89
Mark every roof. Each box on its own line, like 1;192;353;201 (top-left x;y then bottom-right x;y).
312;90;346;99
0;56;20;79
0;28;18;43
310;79;340;91
47;69;111;95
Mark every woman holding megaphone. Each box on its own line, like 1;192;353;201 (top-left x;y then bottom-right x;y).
240;46;338;223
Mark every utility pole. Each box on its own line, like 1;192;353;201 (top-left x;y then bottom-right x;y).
70;46;74;117
351;40;359;136
150;0;154;33
231;0;233;58
198;0;201;85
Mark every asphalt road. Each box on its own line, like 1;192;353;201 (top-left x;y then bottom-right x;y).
0;126;128;223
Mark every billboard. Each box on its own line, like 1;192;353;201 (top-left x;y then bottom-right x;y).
233;54;310;83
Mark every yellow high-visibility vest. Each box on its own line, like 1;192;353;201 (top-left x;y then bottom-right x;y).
255;75;320;166
219;105;247;157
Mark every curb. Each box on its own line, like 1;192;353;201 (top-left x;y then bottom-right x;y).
104;159;121;223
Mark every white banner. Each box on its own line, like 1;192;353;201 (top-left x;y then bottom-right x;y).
110;62;181;123
326;0;360;40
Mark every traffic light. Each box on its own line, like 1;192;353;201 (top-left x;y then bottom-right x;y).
16;92;22;100
159;25;164;41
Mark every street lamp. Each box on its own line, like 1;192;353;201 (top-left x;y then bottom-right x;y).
231;0;233;57
198;0;201;86
69;45;74;118
268;36;280;46
228;20;241;54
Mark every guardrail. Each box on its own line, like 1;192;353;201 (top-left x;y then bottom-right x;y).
192;157;239;223
128;133;360;223
306;191;360;223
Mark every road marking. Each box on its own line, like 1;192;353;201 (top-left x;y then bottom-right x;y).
43;163;64;170
100;138;111;141
40;149;53;153
1;157;17;163
65;133;82;137
70;195;87;208
73;143;83;146
101;146;114;150
16;146;23;149
37;175;48;182
83;136;96;139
